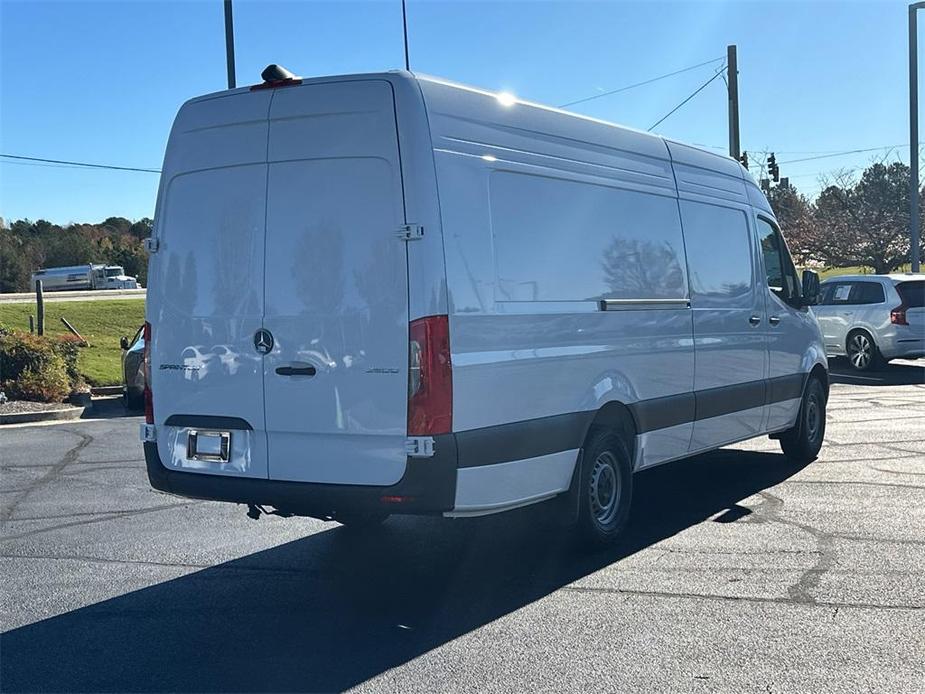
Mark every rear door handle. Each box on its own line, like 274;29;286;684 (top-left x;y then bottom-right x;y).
275;365;317;377
768;315;781;326
749;315;761;326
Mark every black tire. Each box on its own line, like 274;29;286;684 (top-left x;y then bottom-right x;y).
123;390;143;412
576;428;634;548
779;377;827;463
846;330;881;372
337;511;390;529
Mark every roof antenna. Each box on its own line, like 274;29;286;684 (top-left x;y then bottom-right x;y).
401;0;411;71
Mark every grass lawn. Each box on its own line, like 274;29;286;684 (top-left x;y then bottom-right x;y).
0;299;145;386
817;264;915;280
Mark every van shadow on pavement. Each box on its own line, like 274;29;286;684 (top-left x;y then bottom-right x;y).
79;396;140;420
828;359;925;387
0;449;809;693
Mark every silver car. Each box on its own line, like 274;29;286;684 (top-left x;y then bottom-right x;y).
814;274;925;371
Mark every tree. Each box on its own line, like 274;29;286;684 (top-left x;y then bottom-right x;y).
766;182;817;266
769;162;921;273
0;217;150;292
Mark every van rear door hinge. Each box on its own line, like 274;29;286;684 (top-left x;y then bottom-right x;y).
144;238;160;253
405;436;435;458
396;224;424;241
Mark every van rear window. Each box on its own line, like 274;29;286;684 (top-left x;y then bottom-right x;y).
896;281;925;308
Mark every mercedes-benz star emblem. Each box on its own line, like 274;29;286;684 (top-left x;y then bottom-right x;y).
254;329;274;355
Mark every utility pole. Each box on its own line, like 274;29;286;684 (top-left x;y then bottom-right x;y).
402;0;411;71
910;3;924;272
224;0;236;89
727;44;740;161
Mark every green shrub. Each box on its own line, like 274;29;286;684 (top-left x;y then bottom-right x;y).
54;333;86;391
0;329;78;402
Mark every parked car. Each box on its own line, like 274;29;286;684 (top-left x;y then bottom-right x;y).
814;274;925;371
140;68;828;546
120;326;145;410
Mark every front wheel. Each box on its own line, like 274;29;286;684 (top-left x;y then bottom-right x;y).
576;429;634;548
779;377;827;463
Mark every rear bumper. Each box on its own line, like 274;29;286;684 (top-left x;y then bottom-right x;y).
877;334;925;359
144;436;458;518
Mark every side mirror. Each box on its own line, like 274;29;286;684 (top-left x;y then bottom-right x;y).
801;270;821;307
120;336;129;350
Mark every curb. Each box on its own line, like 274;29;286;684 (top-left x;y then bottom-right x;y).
90;386;123;396
0;406;87;425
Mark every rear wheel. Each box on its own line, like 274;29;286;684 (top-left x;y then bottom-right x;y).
576;429;633;547
779;377;826;463
846;330;881;372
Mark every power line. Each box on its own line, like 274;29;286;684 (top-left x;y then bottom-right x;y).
0;154;160;173
647;65;727;132
0;160;95;171
778;145;911;165
558;56;724;108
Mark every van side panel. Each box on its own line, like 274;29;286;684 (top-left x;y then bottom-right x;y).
420;79;695;512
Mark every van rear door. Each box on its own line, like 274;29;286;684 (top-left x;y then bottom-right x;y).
150;91;272;479
262;81;410;486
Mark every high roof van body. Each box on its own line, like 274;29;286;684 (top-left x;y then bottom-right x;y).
142;71;828;543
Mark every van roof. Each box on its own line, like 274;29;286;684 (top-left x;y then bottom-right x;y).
181;69;757;189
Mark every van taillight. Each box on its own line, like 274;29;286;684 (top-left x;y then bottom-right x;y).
891;305;909;325
143;321;153;424
407;315;452;436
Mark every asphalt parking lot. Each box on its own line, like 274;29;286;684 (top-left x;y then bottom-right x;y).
1;361;923;693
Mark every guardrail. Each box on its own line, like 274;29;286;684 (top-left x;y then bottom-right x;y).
0;288;146;304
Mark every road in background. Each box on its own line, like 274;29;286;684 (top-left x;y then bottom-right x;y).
1;362;923;693
0;288;146;304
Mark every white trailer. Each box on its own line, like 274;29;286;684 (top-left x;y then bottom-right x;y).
31;264;139;292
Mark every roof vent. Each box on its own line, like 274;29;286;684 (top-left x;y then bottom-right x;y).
251;64;302;91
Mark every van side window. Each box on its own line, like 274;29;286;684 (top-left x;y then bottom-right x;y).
680;201;753;307
756;217;801;306
489;172;688;302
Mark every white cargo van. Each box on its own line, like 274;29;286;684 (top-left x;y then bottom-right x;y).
142;68;828;544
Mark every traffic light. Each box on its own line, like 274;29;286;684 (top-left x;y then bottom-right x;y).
739;151;749;169
768;153;780;182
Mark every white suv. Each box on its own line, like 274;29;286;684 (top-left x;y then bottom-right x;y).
815;274;925;371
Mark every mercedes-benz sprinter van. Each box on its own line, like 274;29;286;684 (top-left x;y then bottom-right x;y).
142;68;828;545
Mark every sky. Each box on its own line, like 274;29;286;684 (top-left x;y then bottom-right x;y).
0;0;916;225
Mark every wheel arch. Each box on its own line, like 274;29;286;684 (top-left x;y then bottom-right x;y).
805;362;829;400
581;400;638;463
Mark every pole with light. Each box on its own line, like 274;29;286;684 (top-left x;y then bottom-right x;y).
911;2;924;272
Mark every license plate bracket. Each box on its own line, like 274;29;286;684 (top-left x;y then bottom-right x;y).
187;430;231;463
